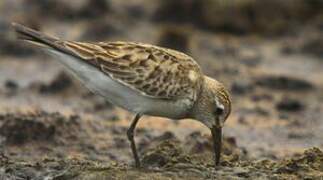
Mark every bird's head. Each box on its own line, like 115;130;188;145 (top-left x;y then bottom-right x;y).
190;76;231;166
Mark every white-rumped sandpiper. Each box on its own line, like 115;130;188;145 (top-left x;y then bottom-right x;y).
12;23;231;168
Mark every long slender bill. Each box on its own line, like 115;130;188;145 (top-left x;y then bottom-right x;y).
211;126;222;167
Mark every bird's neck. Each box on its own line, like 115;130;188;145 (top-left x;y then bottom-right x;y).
188;76;212;121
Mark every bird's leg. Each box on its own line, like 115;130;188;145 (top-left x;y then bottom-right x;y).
127;113;142;168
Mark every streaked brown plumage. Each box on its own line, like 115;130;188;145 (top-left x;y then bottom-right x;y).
12;23;231;168
64;41;203;100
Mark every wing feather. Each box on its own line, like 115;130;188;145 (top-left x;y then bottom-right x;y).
11;23;202;100
63;41;203;100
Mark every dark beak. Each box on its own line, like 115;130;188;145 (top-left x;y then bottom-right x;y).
211;125;222;167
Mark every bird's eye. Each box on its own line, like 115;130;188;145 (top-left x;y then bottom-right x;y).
214;107;224;115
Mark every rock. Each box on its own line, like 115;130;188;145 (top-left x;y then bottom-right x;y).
276;98;304;112
255;76;314;91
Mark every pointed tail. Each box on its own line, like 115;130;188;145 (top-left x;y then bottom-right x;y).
11;22;75;56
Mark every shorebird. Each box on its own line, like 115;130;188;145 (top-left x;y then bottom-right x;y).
12;23;231;168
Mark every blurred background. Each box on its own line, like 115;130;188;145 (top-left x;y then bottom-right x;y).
0;0;323;179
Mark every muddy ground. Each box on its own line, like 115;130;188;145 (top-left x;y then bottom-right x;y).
0;0;323;179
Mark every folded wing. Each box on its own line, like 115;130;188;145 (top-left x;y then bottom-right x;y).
12;23;203;101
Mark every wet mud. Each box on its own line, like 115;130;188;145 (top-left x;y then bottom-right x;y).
0;0;323;179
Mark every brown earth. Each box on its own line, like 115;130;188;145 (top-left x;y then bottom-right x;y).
0;0;322;179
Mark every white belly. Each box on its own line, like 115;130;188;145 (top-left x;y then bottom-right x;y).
48;50;191;119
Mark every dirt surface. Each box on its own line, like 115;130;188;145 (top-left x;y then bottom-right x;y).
0;0;323;179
